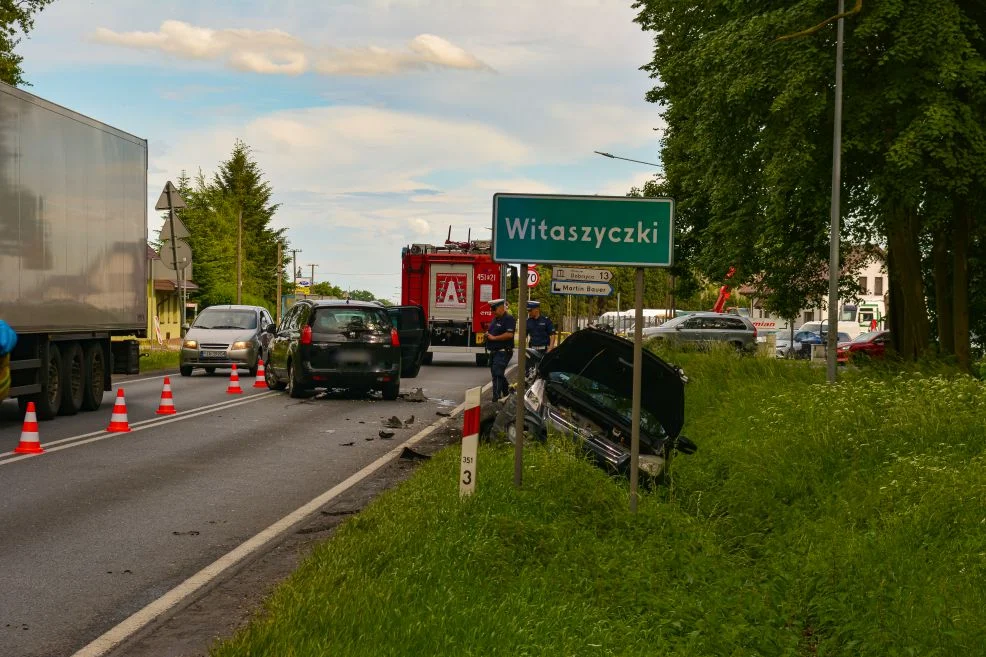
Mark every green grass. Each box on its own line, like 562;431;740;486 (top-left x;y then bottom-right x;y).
210;347;986;657
139;349;180;372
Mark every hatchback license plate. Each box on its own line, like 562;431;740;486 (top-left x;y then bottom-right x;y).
201;350;226;359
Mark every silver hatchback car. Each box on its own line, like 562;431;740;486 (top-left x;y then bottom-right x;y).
180;305;275;377
643;312;758;351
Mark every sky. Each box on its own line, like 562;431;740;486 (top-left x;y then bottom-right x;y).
19;0;664;302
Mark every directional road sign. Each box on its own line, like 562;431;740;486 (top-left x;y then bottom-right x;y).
550;280;612;297
492;194;673;267
551;266;612;283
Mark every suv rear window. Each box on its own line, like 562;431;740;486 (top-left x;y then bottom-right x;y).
312;307;391;333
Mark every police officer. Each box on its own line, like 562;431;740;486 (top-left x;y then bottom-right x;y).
0;320;17;401
484;299;515;402
526;300;556;355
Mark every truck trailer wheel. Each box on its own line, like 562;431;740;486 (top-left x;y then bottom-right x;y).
81;343;106;411
422;352;433;365
59;342;85;416
20;344;63;421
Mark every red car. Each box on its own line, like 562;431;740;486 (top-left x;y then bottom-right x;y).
837;331;890;363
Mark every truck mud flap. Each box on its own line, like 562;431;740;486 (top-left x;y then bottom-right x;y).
111;340;140;375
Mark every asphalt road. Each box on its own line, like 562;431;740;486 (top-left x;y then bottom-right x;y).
0;354;490;657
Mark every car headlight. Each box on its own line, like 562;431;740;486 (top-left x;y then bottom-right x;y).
184;340;198;349
231;341;250;350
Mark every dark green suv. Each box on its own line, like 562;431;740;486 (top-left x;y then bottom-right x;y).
263;300;429;400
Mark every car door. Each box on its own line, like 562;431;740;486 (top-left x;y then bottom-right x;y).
387;305;430;377
270;305;299;376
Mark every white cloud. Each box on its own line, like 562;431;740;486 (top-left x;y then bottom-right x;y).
407;217;432;235
91;21;490;76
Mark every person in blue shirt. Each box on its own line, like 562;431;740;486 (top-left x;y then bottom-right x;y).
0;320;17;400
526;300;556;355
484;299;515;402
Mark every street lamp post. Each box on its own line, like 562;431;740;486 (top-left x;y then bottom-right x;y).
825;0;846;385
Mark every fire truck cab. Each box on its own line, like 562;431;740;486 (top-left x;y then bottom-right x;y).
401;240;517;367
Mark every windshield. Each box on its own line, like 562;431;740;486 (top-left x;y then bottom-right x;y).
192;309;257;330
313;307;391;333
659;315;689;328
852;331;879;344
547;371;667;439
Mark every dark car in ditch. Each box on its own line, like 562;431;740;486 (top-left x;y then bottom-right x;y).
488;328;696;484
263;299;430;399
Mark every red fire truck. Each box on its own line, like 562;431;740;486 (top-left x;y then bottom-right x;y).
401;237;517;366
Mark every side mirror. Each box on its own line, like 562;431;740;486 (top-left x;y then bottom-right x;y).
509;267;519;291
675;324;682;331
181;323;190;337
264;324;276;335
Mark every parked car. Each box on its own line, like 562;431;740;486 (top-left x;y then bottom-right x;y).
489;328;696;485
837;330;890;363
778;330;851;359
643;311;757;351
180;305;274;377
263;299;428;399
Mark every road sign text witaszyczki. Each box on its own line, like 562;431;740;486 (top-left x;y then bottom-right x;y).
492;194;673;267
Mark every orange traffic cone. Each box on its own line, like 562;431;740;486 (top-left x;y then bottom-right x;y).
156;377;177;415
13;402;45;454
226;364;243;394
107;388;132;432
253;359;268;389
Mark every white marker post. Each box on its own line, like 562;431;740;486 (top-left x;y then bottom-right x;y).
460;386;482;497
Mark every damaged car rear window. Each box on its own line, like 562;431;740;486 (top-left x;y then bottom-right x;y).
312;308;391;333
548;371;667;438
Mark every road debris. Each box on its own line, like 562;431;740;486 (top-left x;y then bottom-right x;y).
383;416;403;428
404;415;415;427
399;447;430;461
402;388;427;403
379;430;395;439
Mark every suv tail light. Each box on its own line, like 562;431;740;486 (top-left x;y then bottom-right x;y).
300;325;312;345
390;327;400;347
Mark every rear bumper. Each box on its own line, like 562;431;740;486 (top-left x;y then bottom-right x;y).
299;363;400;388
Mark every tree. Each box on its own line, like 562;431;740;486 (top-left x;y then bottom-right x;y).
166;142;287;310
0;0;55;86
634;0;986;366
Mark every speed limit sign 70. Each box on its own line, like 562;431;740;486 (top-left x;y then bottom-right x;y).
527;269;540;288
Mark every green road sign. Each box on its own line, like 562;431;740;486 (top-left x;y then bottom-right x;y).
492;193;673;267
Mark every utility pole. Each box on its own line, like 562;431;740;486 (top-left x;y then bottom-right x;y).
276;242;283;324
309;264;318;293
289;249;302;290
236;208;243;305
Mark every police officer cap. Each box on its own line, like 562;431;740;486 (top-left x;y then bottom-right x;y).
526;301;540;310
489;298;506;309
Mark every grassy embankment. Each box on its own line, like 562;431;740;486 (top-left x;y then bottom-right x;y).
210;347;986;656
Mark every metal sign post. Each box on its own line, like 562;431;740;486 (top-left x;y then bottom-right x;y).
515;264;529;488
630;267;644;512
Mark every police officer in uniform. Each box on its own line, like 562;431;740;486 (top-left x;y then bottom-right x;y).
526;300;556;355
484;299;515;402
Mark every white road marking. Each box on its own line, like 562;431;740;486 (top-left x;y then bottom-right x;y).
69;378;498;657
0;392;278;465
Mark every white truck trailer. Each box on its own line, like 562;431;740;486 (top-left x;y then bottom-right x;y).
0;82;147;420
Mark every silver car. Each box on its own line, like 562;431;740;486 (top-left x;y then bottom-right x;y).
643;311;757;351
179;305;275;377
